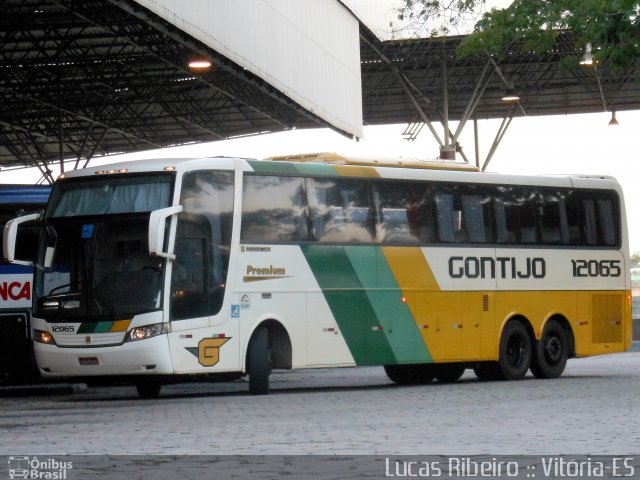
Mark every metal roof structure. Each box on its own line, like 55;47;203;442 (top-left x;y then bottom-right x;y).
359;30;640;167
2;0;640;180
361;32;640;124
1;0;330;181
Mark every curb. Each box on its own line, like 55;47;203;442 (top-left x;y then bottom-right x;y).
0;383;87;398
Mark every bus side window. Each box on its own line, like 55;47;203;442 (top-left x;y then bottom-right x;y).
494;196;508;243
597;198;617;246
566;191;584;245
582;199;598;245
241;175;309;243
171;216;211;320
435;190;455;243
307;178;374;243
375;182;431;245
461;189;493;243
172;171;234;321
540;190;569;245
500;187;539;245
435;186;469;243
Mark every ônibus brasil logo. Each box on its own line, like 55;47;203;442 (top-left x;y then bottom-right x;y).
7;457;72;479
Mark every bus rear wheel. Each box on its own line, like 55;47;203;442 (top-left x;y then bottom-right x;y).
530;319;568;379
247;326;272;395
498;321;532;380
136;381;161;399
384;364;435;385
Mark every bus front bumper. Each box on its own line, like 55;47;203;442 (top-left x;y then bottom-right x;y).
34;335;174;377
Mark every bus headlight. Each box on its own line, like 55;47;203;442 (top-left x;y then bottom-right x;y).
34;329;56;345
126;323;169;342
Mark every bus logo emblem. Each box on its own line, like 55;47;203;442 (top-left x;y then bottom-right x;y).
185;338;231;367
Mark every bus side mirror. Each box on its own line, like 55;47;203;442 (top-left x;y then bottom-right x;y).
148;206;183;260
3;213;41;266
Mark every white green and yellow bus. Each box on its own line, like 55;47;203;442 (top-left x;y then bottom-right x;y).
3;153;632;398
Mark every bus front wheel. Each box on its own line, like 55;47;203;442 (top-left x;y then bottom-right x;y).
247;326;272;395
530;319;568;379
498;321;532;380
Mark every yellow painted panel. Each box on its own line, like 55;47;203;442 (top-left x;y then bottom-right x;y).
409;291;461;362
374;247;627;363
334;165;380;178
110;319;132;332
381;247;440;292
574;292;592;356
461;292;493;360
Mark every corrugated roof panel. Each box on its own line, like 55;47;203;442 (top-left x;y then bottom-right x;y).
134;0;363;138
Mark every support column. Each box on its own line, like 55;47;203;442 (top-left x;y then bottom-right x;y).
440;60;456;160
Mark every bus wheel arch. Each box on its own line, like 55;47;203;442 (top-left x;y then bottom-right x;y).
530;315;572;379
498;316;533;380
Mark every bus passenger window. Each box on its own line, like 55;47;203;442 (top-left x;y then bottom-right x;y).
565;192;584;245
582;199;598;245
375;182;433;245
172;171;234;320
241;175;309;243
435;192;455;242
171;225;210;320
307;178;373;243
435;187;469;243
494;196;508;243
461;193;493;243
597;198;617;246
540;191;569;245
499;187;539;244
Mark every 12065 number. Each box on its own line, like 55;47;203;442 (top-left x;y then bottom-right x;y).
571;259;621;278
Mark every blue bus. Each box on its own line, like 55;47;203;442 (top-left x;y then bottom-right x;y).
0;185;51;383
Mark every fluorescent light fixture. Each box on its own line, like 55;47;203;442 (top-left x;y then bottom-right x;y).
188;59;212;69
501;88;520;102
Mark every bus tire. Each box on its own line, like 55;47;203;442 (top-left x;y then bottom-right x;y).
434;363;465;383
248;326;271;395
473;362;504;381
136;381;161;399
530;319;568;379
384;364;434;385
498;321;532;380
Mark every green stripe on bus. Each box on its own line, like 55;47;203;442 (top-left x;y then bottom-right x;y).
77;322;97;334
246;160;299;175
93;321;115;334
301;245;396;365
344;247;432;364
292;163;337;176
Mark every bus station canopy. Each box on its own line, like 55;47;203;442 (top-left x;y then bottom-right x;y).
1;0;639;178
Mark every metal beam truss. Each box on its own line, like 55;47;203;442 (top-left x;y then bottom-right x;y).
360;31;640;169
2;2;639;178
0;0;331;180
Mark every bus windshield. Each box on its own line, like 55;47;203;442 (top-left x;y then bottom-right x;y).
47;173;172;217
34;174;174;321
